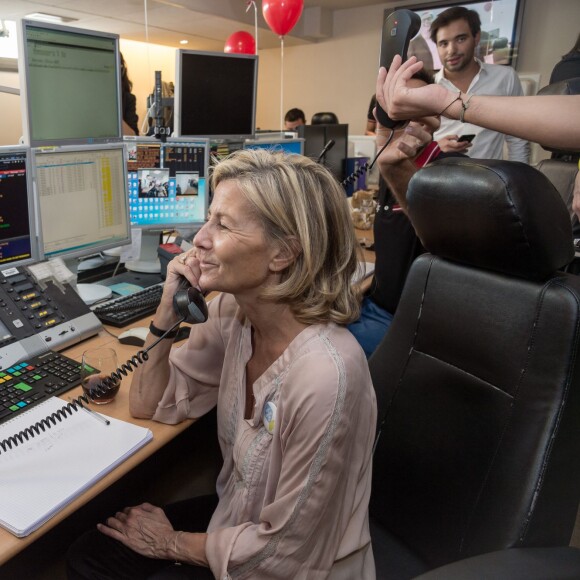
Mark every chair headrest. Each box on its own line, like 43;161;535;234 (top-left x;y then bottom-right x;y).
537;78;580;154
407;158;574;281
311;112;339;125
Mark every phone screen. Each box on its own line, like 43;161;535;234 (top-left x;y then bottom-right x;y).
458;134;475;143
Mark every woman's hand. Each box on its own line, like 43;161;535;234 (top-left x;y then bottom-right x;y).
97;503;209;566
97;503;176;559
376;55;450;121
156;250;203;328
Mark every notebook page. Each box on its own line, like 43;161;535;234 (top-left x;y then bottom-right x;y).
0;397;152;537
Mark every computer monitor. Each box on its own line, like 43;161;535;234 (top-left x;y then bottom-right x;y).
0;146;42;269
19;20;122;147
244;138;304;155
324;124;349;184
175;50;258;140
126;138;210;273
298;124;349;184
32;144;131;302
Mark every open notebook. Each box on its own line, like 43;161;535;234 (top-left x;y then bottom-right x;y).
0;396;152;537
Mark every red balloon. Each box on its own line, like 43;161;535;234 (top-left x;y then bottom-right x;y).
224;31;256;54
263;0;304;37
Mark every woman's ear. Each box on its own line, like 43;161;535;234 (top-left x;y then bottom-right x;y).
270;237;302;273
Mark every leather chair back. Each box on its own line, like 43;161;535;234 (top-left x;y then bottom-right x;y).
369;158;580;570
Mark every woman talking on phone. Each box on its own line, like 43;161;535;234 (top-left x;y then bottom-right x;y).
67;148;377;579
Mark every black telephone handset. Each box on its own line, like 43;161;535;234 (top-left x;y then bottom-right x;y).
374;9;422;129
341;9;421;190
173;278;209;325
1;279;209;454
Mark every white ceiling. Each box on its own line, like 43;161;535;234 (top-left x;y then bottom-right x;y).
1;0;425;51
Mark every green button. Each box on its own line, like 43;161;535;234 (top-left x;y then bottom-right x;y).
9;405;19;411
32;374;42;381
14;382;33;392
13;371;21;377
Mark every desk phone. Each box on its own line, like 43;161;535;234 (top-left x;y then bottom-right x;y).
0;265;101;371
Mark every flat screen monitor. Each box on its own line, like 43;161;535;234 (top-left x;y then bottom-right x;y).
125;138;209;273
244;138;304;155
397;0;525;70
175;50;258;140
298;124;349;184
0;146;42;269
33;143;131;261
19;20;122;146
298;124;326;162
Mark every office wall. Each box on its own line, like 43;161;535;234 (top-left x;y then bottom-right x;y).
256;0;579;141
1;0;577;149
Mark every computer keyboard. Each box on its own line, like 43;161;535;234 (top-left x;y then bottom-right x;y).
92;283;164;327
0;351;85;427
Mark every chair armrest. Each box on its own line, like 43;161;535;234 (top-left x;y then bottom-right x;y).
414;547;580;580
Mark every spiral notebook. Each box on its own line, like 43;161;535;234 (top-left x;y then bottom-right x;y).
0;396;152;537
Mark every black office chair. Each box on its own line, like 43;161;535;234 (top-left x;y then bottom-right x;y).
311;112;339;125
369;158;580;579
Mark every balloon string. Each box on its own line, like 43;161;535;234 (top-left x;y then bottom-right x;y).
246;0;258;53
280;35;285;130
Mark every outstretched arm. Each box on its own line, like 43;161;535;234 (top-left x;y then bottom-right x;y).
378;56;580;151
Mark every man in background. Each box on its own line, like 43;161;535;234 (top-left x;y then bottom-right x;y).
284;108;306;130
430;6;529;163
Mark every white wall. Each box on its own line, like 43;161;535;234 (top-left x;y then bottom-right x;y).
1;0;578;151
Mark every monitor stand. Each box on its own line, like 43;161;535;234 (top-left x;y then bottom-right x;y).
125;230;162;274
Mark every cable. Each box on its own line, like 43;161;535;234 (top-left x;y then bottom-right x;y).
0;318;184;454
341;128;395;189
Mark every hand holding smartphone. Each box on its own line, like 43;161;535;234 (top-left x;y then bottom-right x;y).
457;134;476;143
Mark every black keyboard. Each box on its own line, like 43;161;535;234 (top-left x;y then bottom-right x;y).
0;351;84;426
92;283;164;327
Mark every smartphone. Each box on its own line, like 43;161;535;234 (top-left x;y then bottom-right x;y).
457;134;476;143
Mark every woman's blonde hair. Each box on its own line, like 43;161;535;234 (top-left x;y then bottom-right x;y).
210;148;362;325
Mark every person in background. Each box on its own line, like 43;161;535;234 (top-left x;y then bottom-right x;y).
121;53;139;136
429;6;529;163
376;54;580;152
66;148;376;579
550;33;580;84
348;69;464;358
283;108;306;130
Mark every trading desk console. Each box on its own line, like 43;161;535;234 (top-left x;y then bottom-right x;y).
0;266;101;371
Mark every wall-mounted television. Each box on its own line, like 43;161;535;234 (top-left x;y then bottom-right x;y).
174;50;258;140
394;0;526;71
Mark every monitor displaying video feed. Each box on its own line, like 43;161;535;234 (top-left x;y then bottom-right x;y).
19;19;122;146
0;146;42;268
397;0;525;71
244;138;304;155
125;138;209;273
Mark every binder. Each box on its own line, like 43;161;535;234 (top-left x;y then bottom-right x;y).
0;396;152;537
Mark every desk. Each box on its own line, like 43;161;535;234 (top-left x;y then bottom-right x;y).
0;324;195;566
1;235;375;567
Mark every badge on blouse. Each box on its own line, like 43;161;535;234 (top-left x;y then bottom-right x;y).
263;401;277;434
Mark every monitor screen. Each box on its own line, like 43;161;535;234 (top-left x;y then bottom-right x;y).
128;138;209;230
33;144;131;261
397;0;525;70
298;125;326;162
175;50;258;140
298;124;348;183
0;146;42;268
19;20;122;146
324;124;349;183
244;138;304;155
125;138;161;173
